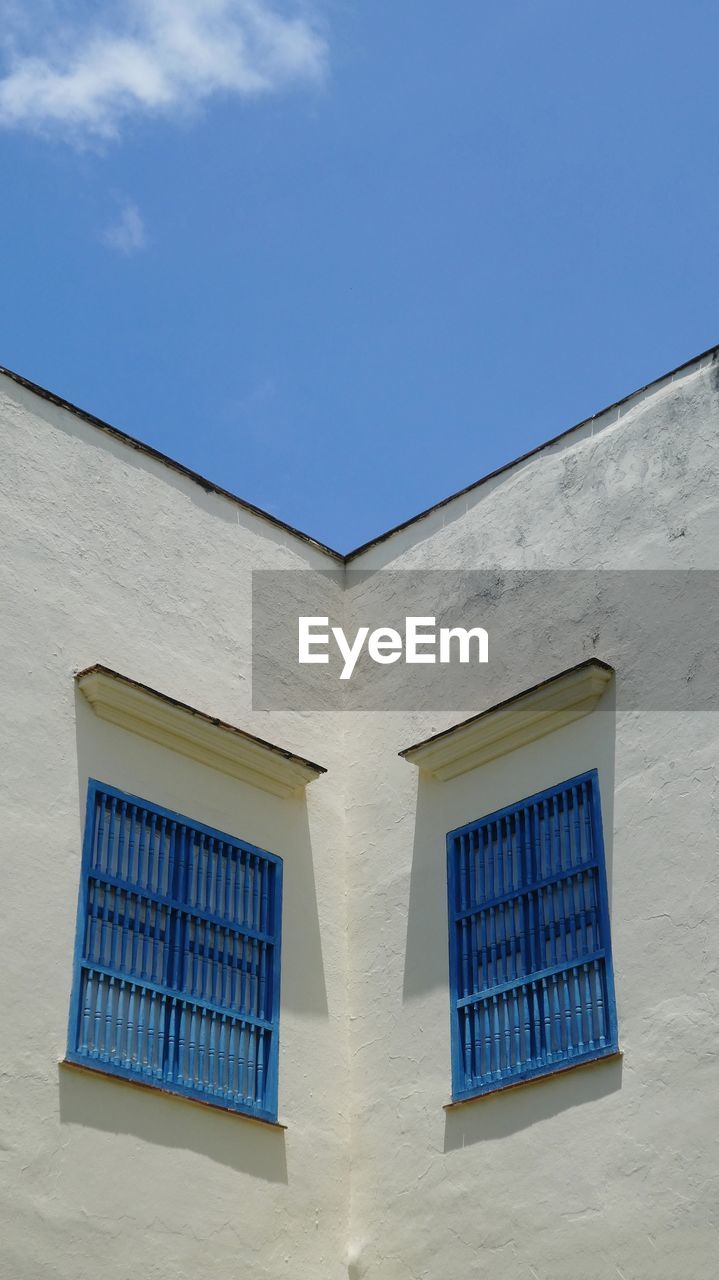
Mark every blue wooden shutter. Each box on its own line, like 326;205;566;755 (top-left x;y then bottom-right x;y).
67;781;282;1122
447;770;617;1100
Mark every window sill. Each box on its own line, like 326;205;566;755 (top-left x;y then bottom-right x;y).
59;1058;288;1131
444;1048;623;1111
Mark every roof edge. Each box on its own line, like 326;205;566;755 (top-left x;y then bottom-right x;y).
0;364;344;563
3;342;717;564
344;341;719;560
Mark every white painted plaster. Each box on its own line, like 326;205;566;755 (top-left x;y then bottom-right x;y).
0;379;350;1280
1;352;718;1278
344;353;719;1279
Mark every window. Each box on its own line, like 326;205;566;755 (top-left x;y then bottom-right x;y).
67;781;283;1122
447;770;618;1101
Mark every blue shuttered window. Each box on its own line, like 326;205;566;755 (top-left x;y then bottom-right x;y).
447;770;618;1101
67;781;283;1122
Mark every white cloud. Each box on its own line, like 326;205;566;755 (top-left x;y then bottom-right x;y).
0;1;327;141
102;200;147;254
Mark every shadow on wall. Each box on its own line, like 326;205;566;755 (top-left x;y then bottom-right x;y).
58;1064;288;1182
443;1053;623;1152
74;690;328;1017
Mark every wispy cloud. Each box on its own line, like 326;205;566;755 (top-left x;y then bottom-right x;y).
102;200;147;255
0;1;327;142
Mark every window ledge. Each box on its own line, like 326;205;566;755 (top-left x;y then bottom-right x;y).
400;659;613;781
444;1048;623;1111
59;1059;288;1130
76;665;326;799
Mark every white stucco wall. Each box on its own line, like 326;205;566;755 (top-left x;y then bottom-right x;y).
344;352;719;1279
0;376;350;1280
1;351;718;1279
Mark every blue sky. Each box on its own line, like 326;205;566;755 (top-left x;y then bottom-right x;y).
1;1;717;552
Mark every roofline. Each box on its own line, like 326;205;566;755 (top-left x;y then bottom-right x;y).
0;364;343;563
2;342;717;563
344;341;719;560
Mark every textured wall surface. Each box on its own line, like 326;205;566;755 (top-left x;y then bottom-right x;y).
1;352;718;1279
0;377;350;1280
344;352;719;1280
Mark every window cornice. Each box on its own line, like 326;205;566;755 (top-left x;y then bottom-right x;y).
76;665;326;799
399;659;613;781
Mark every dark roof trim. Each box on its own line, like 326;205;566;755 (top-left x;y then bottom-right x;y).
3;342;717;563
346;342;719;560
0;365;343;563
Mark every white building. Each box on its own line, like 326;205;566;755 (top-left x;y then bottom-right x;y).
1;347;717;1279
